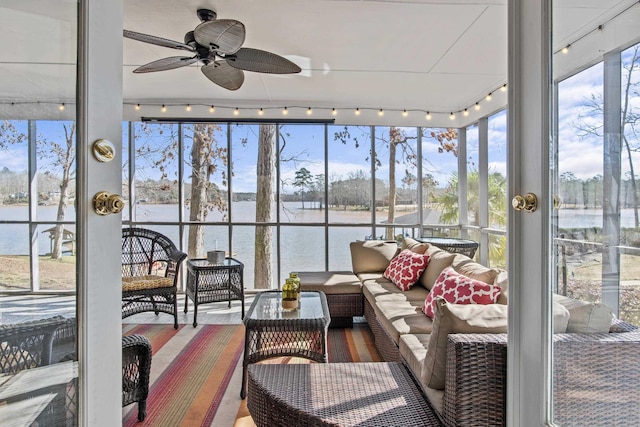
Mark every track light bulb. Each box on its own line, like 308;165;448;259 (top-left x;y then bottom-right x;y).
562;45;570;54
463;109;469;117
258;108;264;116
425;112;432;121
283;107;288;115
474;102;481;111
307;107;313;115
234;108;239;116
185;104;191;112
135;104;141;111
485;93;492;101
501;84;507;92
378;109;384;116
209;105;215;113
161;104;167;113
332;108;337;116
449;112;455;120
59;103;65;111
402;110;408;117
355;108;360;116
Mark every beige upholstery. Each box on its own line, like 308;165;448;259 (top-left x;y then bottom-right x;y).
494;270;509;305
362;279;429;304
553;294;614;333
452;254;502;285
401;237;429;254
424;298;508;389
350;240;400;274
297;271;362;295
419;246;456;290
374;299;433;344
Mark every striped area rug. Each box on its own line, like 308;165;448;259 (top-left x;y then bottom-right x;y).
122;323;382;427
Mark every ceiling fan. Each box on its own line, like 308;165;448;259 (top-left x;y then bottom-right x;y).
124;8;301;91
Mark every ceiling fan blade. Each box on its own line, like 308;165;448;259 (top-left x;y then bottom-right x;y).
227;48;302;74
124;29;195;52
133;56;198;73
201;61;245;91
194;19;246;55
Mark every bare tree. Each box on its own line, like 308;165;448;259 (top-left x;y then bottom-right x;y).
254;124;275;289
576;46;640;227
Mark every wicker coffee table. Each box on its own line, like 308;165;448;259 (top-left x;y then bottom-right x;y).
247;362;442;426
241;291;331;399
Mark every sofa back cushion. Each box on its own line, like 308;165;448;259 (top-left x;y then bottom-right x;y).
423;298;508;389
419;245;455;290
350;240;400;274
452;254;502;286
401;237;429;254
553;294;613;333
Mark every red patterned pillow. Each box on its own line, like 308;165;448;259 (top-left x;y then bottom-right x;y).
423;266;501;318
383;249;430;291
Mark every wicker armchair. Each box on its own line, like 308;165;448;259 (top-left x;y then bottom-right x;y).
0;316;68;374
122;227;187;329
0;316;77;426
123;334;152;422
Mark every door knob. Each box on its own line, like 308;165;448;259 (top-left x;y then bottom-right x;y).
512;193;538;213
93;191;125;215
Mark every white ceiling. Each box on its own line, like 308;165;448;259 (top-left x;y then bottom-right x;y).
0;0;638;126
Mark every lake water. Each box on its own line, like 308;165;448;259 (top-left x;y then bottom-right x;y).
2;203;638;288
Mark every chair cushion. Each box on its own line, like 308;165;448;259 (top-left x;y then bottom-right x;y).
383;249;430;291
375;300;433;344
363;279;429;304
122;275;174;292
424;298;508;389
423;266;501;319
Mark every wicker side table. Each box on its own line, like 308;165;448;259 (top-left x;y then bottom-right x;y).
247;362;442;426
241;291;331;399
418;237;479;258
185;258;244;327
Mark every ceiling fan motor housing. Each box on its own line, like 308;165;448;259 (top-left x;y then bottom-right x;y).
197;9;217;22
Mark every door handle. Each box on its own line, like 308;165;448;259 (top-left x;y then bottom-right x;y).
93;191;125;215
512;193;538;213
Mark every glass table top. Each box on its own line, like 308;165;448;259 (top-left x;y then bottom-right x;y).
246;291;325;321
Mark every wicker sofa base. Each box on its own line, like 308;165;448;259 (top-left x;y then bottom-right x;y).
364;298;401;362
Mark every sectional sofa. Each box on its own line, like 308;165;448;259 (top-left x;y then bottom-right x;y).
298;238;640;427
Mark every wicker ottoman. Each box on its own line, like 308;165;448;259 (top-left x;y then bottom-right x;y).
297;271;363;328
248;362;441;427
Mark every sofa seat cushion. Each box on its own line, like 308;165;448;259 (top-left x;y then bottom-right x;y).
363;279;430;305
553;294;614;333
375;300;434;344
297;271;362;295
399;333;430;387
350;240;400;274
